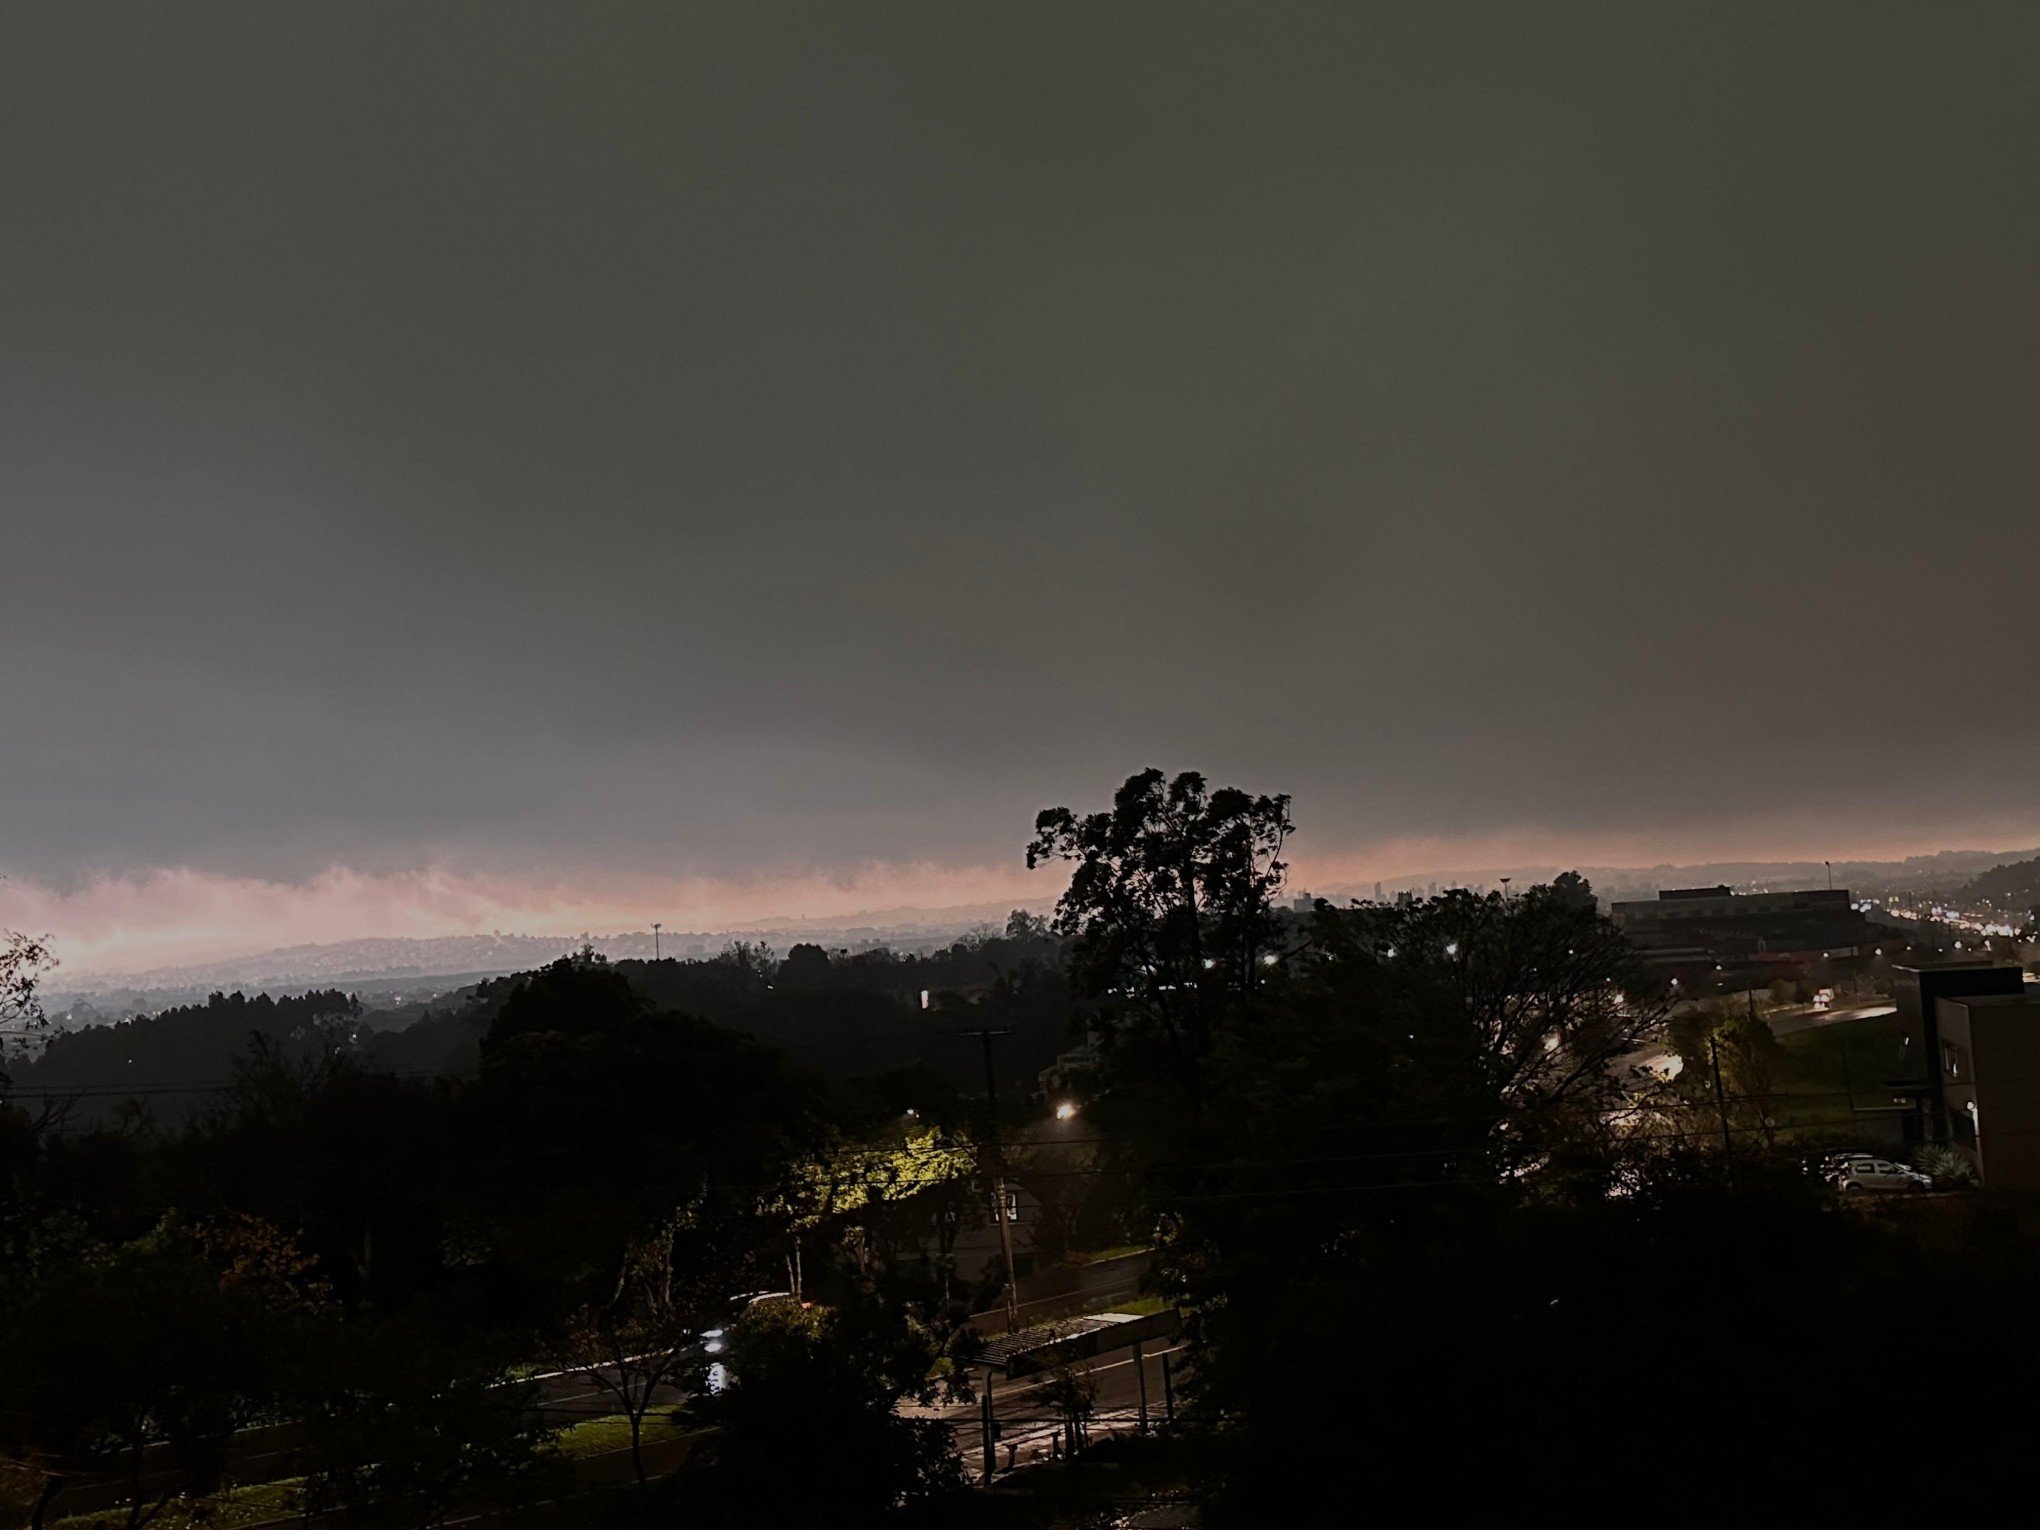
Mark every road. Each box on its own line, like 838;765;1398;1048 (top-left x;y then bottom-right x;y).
47;1305;1171;1521
1766;998;1894;1037
1611;998;1899;1085
919;1334;1187;1480
524;1356;693;1422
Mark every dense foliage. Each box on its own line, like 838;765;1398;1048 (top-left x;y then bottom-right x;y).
12;773;2040;1521
0;952;990;1524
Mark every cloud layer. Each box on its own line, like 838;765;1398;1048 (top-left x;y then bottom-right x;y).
5;4;2038;961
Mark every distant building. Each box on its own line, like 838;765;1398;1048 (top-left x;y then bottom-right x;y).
1037;1032;1100;1101
1611;886;1877;957
1609;885;1886;995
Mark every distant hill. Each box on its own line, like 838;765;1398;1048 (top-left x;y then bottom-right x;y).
59;901;1054;997
10;926;1074;1127
66;932;600;993
1955;856;2040;916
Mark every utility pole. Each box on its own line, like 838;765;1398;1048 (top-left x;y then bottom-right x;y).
1709;1032;1735;1161
651;922;662;961
959;1026;1021;1328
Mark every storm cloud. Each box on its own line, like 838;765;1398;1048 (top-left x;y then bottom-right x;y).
4;4;2038;950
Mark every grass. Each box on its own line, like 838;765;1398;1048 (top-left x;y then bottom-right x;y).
552;1410;693;1461
1770;1011;1905;1138
52;1476;305;1530
46;1416;701;1529
1105;1293;1172;1317
45;1413;698;1528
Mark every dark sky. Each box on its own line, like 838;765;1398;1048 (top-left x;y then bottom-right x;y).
4;4;2038;958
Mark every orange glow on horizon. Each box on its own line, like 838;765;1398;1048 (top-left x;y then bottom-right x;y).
12;810;2037;980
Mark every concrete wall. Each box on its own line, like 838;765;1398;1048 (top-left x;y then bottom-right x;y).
1938;994;2040;1188
1896;962;2023;1140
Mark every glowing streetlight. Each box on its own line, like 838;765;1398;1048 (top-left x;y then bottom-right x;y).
1054;1101;1078;1121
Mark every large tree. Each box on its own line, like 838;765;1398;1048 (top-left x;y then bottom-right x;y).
293;1310;557;1527
0;1219;281;1530
1312;880;1670;1169
1028;769;1294;1101
1116;874;1680;1509
682;1292;963;1526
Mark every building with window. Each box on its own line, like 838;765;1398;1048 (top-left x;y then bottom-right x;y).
1609;886;1875;954
1929;990;2040;1188
1610;885;1885;992
1893;960;2025;1145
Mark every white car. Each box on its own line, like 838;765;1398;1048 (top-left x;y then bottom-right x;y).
1829;1156;1930;1194
698;1290;797;1353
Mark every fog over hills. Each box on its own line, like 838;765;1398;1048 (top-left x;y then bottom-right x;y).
52;899;1061;1002
49;850;2034;1019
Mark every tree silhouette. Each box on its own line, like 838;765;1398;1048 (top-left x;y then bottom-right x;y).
1028;769;1293;1101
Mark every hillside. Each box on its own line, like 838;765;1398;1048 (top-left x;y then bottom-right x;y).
1955;856;2040;916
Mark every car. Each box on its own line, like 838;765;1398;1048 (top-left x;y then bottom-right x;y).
1828;1155;1931;1193
698;1291;798;1354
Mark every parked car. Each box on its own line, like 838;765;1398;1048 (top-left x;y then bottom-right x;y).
1828;1155;1931;1193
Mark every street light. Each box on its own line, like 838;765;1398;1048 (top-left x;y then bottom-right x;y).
1054;1101;1078;1122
